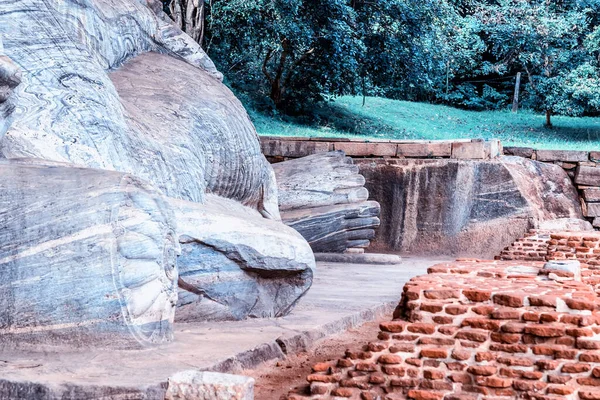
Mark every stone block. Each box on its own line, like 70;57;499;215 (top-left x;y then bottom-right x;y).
591;152;600;162
166;371;254;400
583;188;600;202
536;150;589;162
333;142;397;157
503;147;535;158
484;140;502;159
396;142;452;158
576;166;600;186
451;142;485;159
261;139;331;158
594;217;600;228
585;203;600;218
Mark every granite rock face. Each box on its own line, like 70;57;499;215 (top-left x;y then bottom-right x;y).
358;156;583;258
0;0;278;218
171;195;315;322
0;159;178;349
274;152;380;252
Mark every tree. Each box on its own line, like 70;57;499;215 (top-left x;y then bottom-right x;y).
474;0;600;125
199;0;363;111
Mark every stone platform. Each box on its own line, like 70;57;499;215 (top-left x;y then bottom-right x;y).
0;257;444;399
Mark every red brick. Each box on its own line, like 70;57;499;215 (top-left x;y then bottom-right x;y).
311;362;331;372
491;309;521;320
418;337;455;346
307;374;340;383
547;375;571;384
424;289;460;300
423;369;444;380
378;354;402;364
380;321;406;333
554;348;578;360
463;289;492;302
547;385;574;395
512;380;546;391
475;352;495;362
490;332;521;344
389;344;416;353
449;373;472;384
497;357;533;367
406;358;422;366
501;323;526;333
565;298;596;311
476;376;512;388
433;315;454;324
536;360;560;370
581;353;600;362
578;339;600;350
566;327;594;337
366;342;388;352
493;293;525;307
522;312;541;322
455;329;489;342
331;387;353;397
578;377;600;386
382;365;405;376
524;325;565;337
390;378;419;387
420;349;448;359
472;305;495;315
460;319;501;331
421;303;444;313
407;390;444;400
368;372;385;384
467;365;496;376
451;349;470;361
561;362;591;373
580;391;600;400
489;344;528;353
445;305;468;315
407;323;436;334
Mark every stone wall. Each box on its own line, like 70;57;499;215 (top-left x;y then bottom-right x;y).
261;137;600;234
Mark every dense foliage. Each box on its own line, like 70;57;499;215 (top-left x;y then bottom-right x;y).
164;0;600;123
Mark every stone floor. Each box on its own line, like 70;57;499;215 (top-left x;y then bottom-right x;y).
0;256;450;397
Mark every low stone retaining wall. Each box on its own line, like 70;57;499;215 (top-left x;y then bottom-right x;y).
261;136;600;230
261;137;502;161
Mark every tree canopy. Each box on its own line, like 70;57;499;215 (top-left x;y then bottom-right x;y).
164;0;600;123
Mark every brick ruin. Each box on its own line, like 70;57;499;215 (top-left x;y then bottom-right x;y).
285;233;600;400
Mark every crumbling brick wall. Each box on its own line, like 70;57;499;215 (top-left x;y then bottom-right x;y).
286;259;600;400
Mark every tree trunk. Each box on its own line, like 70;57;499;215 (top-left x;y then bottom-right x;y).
512;72;521;113
546;110;552;127
168;0;205;45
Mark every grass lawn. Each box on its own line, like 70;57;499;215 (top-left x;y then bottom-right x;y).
251;95;600;151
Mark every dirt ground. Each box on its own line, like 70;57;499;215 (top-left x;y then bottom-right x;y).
243;319;384;400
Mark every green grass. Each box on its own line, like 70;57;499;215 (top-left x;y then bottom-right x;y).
251;95;600;150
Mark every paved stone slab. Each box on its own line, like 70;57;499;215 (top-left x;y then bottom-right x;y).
314;252;402;265
0;258;446;399
333;142;397;157
261;139;331;158
536;149;589;162
396;142;451;158
450;141;485;159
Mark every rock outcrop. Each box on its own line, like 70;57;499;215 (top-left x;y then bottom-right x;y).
274;152;380;252
0;0;278;218
0;0;316;347
358;156;583;258
0;159;178;349
172;195;315;322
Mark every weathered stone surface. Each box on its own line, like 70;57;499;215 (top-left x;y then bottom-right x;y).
503;146;535;158
261;139;331;158
396;142;452;158
583;188;600;202
536;149;589;162
358;157;582;258
274;152;380;252
166;371;254;400
171;195;315;322
585;203;600;218
0;0;278;218
333;142;397;157
313;253;402;265
0;51;20;138
538;217;593;231
576;166;600;186
0;159;178;349
451;141;485;159
283;201;381;252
